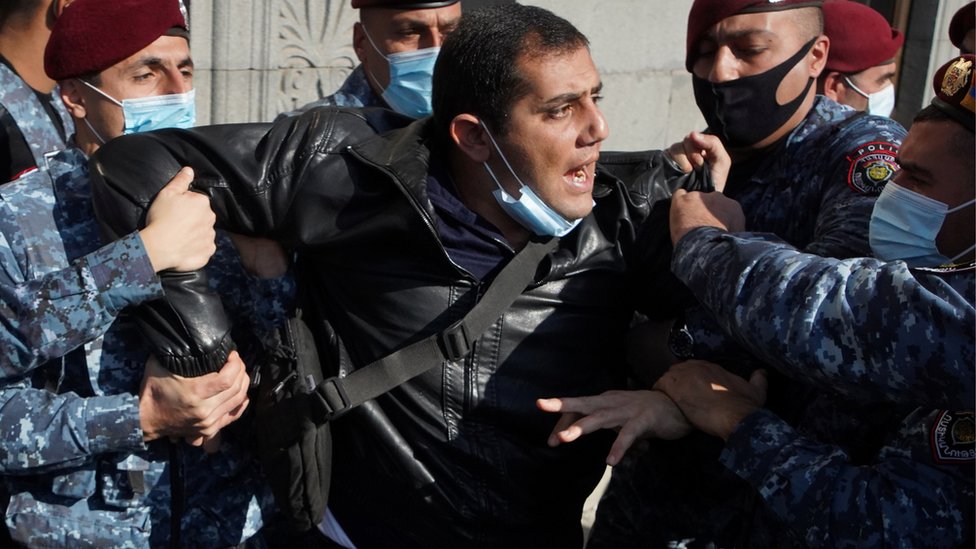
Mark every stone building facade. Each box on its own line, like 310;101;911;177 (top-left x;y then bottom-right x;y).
187;0;966;153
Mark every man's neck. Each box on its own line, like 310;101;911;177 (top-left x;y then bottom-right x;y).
448;151;532;251
0;18;55;94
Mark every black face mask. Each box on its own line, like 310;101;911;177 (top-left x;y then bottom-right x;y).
692;38;817;148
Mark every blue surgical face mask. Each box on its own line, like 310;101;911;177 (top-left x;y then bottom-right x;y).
480;121;582;237
844;77;896;118
362;28;438;118
869;181;976;267
81;79;196;142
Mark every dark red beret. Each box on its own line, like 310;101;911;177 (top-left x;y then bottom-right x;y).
686;0;823;71
351;0;458;8
931;54;975;132
949;2;975;50
823;1;903;73
45;0;186;81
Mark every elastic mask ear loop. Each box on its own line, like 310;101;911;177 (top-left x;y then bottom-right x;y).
479;120;530;195
361;27;393;93
950;243;976;263
843;76;871;100
81;117;107;145
947;198;976;263
77;79;122;145
947;197;976;214
79;79;123;107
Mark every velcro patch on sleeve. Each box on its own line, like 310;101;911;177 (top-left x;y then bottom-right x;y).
931;410;976;464
846;141;899;195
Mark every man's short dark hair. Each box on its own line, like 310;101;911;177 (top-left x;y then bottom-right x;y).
432;3;588;137
0;0;46;31
792;6;824;42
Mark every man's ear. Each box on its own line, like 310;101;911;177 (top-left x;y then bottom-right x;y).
450;114;492;164
820;70;845;102
353;22;368;65
59;79;87;119
52;0;73;19
808;35;829;78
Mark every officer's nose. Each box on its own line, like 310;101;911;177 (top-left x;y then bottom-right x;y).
708;46;739;83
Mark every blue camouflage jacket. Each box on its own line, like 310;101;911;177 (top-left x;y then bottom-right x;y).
586;98;916;549
674;227;975;410
723;404;974;548
675;227;976;546
276;65;382;120
682;96;907;359
0;146;295;548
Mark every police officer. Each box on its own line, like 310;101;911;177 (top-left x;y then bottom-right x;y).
280;0;460;119
0;0;294;546
566;0;908;546
0;0;73;182
655;53;976;546
817;0;903;117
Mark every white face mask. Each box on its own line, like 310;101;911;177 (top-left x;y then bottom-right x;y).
844;77;896;118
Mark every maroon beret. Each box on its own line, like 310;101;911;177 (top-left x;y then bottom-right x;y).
686;0;823;71
931;54;975;132
351;0;458;8
949;2;975;50
45;0;186;81
823;1;903;73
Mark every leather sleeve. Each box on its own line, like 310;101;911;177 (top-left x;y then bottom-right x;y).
598;149;714;320
89;107;402;376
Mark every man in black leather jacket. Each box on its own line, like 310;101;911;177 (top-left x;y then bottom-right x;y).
89;5;710;548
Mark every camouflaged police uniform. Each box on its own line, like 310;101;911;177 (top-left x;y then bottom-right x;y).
0;146;296;548
675;229;975;410
0;61;72;182
672;228;975;546
277;65;383;120
588;97;912;549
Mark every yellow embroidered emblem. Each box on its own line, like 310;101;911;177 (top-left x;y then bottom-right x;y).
942;58;973;97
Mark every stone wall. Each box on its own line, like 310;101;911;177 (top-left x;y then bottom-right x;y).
524;0;701;150
189;0;960;150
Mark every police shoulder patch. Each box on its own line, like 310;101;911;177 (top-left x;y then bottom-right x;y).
931;410;976;464
846;141;899;195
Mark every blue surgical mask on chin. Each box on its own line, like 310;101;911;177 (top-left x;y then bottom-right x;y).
480;121;582;238
363;28;438;118
80;79;196;142
869;181;976;267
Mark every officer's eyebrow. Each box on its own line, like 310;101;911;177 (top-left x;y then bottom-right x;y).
896;157;932;179
705;28;776;44
127;55;195;73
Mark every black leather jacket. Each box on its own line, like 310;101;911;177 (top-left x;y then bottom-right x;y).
91;108;707;548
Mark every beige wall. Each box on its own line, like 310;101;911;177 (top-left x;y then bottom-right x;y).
523;0;703;151
190;0;952;148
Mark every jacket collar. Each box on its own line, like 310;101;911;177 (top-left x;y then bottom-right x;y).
349;116;441;223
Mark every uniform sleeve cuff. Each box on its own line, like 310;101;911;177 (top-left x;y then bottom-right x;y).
87;232;163;310
84;393;147;455
719;408;797;486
